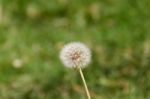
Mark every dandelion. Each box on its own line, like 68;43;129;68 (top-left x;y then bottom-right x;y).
60;42;91;99
60;42;91;68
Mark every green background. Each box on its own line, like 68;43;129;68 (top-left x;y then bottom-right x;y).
0;0;150;99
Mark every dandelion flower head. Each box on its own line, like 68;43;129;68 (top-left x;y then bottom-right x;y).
60;42;91;68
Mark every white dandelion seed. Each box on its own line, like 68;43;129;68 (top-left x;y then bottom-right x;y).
60;42;91;68
60;42;92;99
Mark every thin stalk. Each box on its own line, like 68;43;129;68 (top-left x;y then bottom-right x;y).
78;67;91;99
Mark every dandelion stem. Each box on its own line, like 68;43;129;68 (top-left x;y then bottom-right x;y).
78;67;91;99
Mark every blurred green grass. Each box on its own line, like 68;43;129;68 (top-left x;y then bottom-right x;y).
0;0;150;99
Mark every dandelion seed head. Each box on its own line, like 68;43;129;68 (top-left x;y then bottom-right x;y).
60;42;91;68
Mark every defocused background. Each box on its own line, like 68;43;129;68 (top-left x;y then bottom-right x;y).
0;0;150;99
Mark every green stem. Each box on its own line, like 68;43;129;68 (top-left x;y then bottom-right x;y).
78;67;91;99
